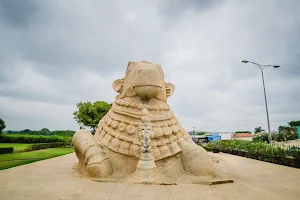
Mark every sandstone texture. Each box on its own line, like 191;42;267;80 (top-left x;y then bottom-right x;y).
1;153;300;200
72;61;222;184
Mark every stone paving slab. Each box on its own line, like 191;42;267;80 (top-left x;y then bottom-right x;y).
0;152;300;200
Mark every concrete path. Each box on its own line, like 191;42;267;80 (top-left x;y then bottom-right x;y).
0;152;299;200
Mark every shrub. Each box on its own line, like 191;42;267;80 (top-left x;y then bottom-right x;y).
51;130;75;137
0;134;72;144
253;133;269;143
7;129;75;137
0;147;13;154
26;142;69;151
287;146;300;159
201;146;212;152
206;140;298;159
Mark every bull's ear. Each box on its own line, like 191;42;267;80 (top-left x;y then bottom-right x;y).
166;82;175;97
113;78;124;93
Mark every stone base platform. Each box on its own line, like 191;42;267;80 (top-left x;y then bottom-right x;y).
0;153;300;200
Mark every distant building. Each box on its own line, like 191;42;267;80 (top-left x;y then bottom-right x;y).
188;131;234;140
206;135;221;142
188;131;231;143
217;132;233;140
232;133;253;141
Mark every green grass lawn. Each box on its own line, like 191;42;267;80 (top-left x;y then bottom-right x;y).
0;143;32;152
0;147;74;170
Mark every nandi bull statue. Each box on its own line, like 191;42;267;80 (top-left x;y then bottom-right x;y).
73;61;228;184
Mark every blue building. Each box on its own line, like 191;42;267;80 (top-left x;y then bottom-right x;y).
206;135;221;141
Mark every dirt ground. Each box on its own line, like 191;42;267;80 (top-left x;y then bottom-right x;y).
0;152;299;200
280;139;300;146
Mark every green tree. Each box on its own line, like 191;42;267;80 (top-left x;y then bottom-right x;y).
20;129;31;133
0;118;6;135
196;132;206;135
278;125;289;132
277;120;299;141
52;130;75;137
73;101;112;133
254;126;265;134
288;120;300;127
40;128;51;135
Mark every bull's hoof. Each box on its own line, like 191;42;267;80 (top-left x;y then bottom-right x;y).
87;159;113;178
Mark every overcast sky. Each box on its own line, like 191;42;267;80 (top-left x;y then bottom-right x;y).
0;0;299;132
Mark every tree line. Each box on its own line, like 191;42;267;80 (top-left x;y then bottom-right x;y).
253;120;300;142
4;128;75;137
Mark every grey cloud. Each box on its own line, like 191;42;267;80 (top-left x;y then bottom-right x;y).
0;0;40;28
0;0;168;80
158;0;223;20
0;0;299;131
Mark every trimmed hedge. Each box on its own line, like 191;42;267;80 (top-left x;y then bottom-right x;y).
205;140;300;168
26;142;69;151
202;146;213;152
0;147;13;154
5;130;75;137
0;134;72;144
209;148;299;168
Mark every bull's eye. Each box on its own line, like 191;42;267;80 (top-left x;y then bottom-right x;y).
166;88;171;96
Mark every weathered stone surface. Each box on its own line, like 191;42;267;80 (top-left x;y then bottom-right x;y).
72;61;219;184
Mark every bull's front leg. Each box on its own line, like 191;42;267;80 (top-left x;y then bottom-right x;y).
72;130;113;178
178;137;215;178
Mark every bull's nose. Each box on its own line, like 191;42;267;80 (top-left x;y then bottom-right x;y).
134;68;162;87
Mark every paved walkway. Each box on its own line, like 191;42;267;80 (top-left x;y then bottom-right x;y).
0;152;300;200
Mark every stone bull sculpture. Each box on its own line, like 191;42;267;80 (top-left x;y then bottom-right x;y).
73;61;222;184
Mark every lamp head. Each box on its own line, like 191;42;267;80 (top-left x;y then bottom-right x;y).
273;65;280;68
242;60;249;63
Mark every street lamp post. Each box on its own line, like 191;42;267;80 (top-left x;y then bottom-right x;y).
241;60;280;143
192;126;196;140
